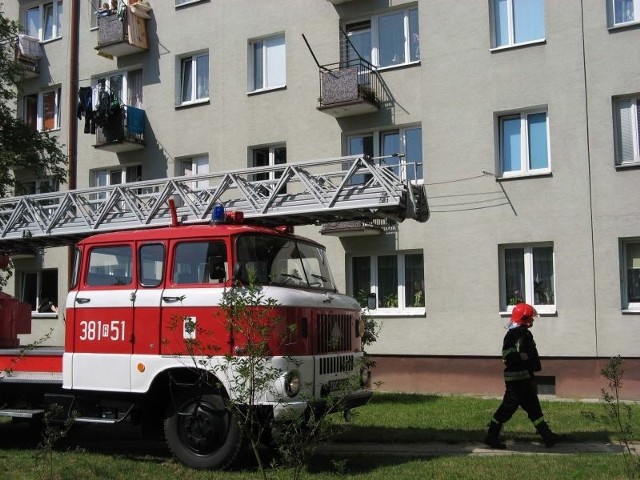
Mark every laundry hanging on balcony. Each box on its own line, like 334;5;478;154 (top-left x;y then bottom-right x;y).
77;87;95;134
126;106;145;135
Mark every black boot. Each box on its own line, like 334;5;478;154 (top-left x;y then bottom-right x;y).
484;421;506;449
535;421;560;447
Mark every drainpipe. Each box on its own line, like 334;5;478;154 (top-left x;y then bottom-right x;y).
67;0;79;288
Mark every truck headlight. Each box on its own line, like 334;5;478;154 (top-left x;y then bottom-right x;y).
284;370;301;397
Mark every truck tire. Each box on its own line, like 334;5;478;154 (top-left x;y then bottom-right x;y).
164;390;244;470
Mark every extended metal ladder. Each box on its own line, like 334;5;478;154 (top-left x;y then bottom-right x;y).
0;155;429;252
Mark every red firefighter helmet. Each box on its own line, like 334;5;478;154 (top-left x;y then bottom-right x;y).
511;302;538;327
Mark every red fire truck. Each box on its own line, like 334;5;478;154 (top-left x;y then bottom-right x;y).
0;155;428;469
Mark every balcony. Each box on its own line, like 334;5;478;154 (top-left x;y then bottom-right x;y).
15;34;41;80
94;105;145;153
317;58;381;118
95;4;150;59
320;219;390;237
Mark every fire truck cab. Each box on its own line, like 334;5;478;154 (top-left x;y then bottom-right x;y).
1;207;371;469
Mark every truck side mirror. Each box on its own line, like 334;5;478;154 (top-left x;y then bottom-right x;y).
367;293;377;310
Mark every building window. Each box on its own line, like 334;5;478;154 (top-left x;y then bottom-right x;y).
26;1;63;42
347;126;423;183
500;244;555;313
498;110;549;177
21;269;58;313
250;145;286;180
613;97;640;166
91;165;142;201
249;34;286;92
345;8;419;68
621;239;640;310
23;88;61;132
609;0;640;26
180;52;209;105
15;179;57;196
89;0;100;29
95;70;143;108
351;252;425;312
178;155;209;189
491;0;545;48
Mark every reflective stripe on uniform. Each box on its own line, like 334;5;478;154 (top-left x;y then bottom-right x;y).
502;347;518;358
504;370;530;381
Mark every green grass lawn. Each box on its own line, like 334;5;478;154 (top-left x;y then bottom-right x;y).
0;393;637;479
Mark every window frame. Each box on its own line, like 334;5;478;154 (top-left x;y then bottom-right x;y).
249;144;287;182
497;109;551;178
613;96;640;167
620;239;640;311
178;51;210;106
346;125;423;183
499;243;556;315
349;251;425;316
177;154;210;190
344;7;420;69
608;0;640;27
25;1;63;42
91;165;142;201
248;33;286;93
22;88;61;132
490;0;546;50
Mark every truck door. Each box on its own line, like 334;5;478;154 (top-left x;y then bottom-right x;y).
72;243;135;391
132;242;166;357
160;239;229;356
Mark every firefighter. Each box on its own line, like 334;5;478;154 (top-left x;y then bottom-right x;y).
484;302;560;449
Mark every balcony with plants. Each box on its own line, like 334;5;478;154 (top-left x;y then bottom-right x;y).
95;1;151;59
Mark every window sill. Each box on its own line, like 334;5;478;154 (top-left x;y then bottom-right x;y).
490;39;546;53
41;36;62;45
615;162;640;170
621;309;640;314
376;60;421;72
497;171;552;181
366;308;425;318
175;98;210;110
500;308;556;318
31;312;59;320
175;0;206;8
247;85;287;96
608;21;640;32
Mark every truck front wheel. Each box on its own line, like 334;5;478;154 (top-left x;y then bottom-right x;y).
164;391;244;470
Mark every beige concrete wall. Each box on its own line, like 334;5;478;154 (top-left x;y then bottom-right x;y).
2;2;639;391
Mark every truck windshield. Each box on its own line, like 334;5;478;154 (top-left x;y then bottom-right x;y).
235;234;337;291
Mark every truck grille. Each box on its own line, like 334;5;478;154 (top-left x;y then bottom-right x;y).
317;313;352;353
319;354;354;375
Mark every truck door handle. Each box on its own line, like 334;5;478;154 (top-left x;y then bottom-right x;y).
76;297;91;304
162;296;184;303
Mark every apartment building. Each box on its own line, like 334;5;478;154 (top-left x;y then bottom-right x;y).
4;0;640;399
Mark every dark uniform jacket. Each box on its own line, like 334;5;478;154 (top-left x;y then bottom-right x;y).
502;325;541;382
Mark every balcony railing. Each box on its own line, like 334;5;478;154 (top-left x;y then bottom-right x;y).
95;7;149;58
317;58;381;118
15;34;41;80
94;105;145;153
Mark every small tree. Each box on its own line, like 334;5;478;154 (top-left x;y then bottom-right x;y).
583;356;640;479
215;270;285;479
